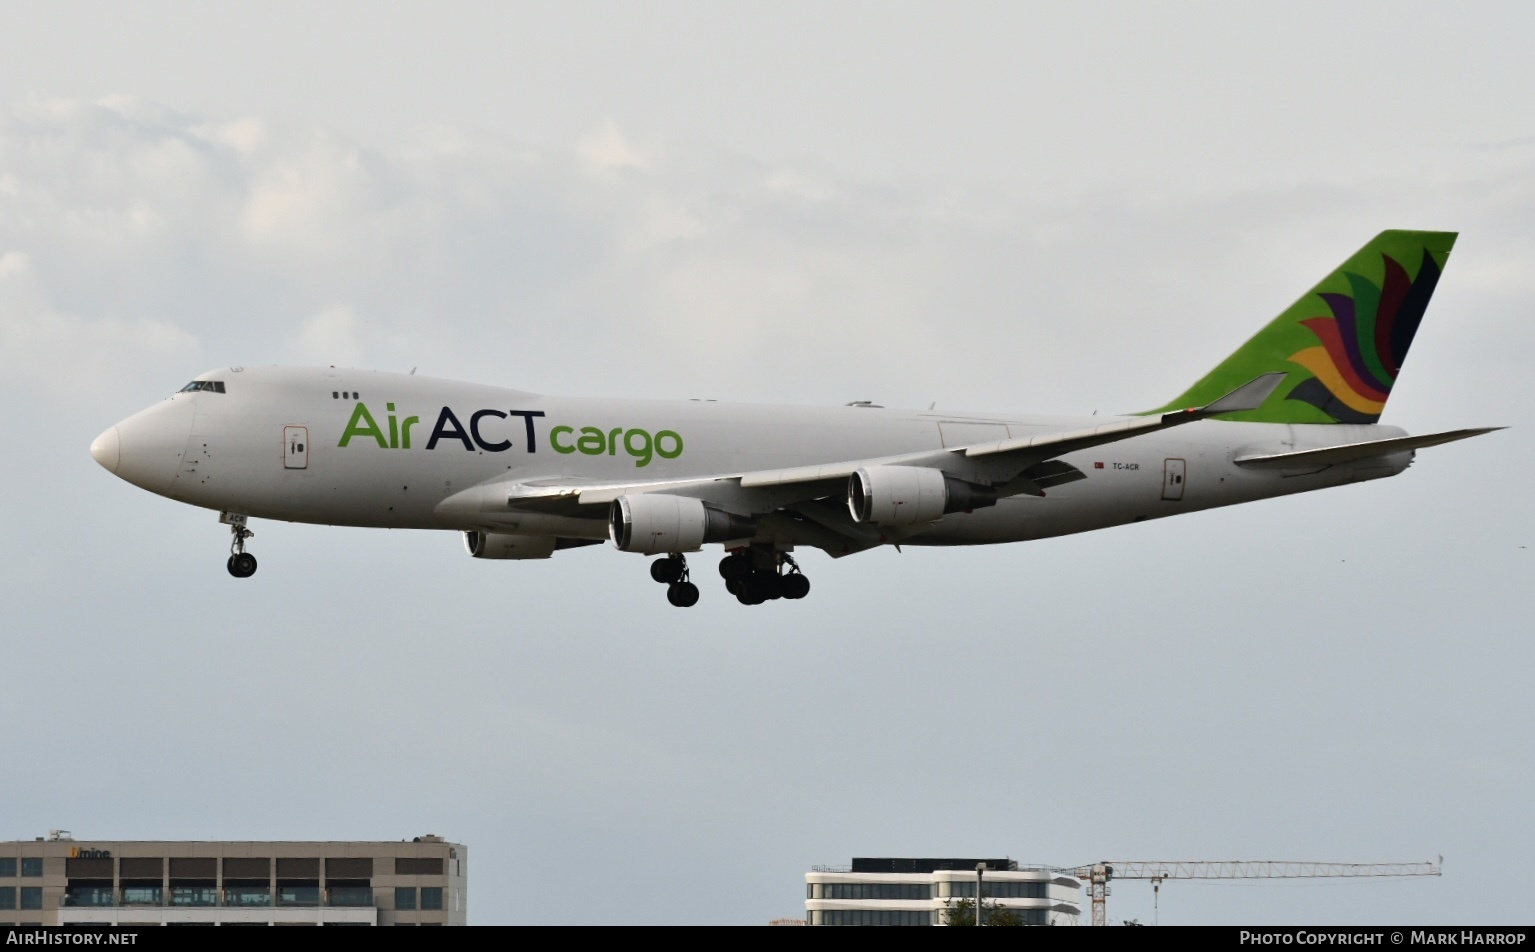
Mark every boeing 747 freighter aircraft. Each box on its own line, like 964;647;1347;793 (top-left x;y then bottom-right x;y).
91;231;1498;606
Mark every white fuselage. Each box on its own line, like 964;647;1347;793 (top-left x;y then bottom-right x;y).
91;366;1412;551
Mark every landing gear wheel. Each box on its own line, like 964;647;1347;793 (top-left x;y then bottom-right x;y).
722;548;812;605
651;557;685;584
667;581;700;607
228;552;258;578
225;515;258;578
719;553;750;581
740;572;781;604
654;554;697;606
780;573;810;600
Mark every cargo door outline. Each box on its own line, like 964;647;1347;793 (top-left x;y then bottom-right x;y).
1161;457;1186;501
284;426;309;470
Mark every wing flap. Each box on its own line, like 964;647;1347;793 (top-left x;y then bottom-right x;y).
737;454;948;491
1234;427;1503;469
504;477;734;513
739;463;859;488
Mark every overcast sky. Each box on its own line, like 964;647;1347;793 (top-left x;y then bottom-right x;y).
1;1;1530;926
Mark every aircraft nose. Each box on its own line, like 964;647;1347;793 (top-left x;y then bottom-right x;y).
90;426;121;473
98;397;196;494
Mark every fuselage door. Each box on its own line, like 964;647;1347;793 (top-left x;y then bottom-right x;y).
1161;457;1186;501
284;426;309;470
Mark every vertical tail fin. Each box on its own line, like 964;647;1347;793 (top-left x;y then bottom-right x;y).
1148;230;1457;423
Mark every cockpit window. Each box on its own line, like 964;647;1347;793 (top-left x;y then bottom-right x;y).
179;381;226;394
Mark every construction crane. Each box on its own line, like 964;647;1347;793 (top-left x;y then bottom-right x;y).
1066;858;1443;925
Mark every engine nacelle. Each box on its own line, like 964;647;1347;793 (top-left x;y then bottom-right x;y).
848;465;998;526
609;494;754;554
463;531;557;560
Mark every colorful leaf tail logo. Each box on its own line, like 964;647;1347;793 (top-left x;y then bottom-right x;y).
1285;248;1442;423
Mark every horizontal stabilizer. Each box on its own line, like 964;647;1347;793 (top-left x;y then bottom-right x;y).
1234;427;1503;469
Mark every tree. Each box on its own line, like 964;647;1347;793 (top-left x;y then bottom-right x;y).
941;896;1029;927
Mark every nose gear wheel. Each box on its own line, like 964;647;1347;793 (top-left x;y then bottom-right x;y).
226;517;257;578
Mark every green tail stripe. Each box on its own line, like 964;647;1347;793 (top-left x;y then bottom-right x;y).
1145;230;1456;424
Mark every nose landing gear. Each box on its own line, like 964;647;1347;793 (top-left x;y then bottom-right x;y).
719;548;810;605
228;551;257;578
650;554;700;607
222;512;258;578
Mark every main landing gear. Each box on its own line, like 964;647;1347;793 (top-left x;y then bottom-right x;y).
718;548;810;606
650;554;700;607
650;547;812;608
222;512;258;579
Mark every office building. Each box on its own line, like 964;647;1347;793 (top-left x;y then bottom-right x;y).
806;857;1081;926
0;832;465;926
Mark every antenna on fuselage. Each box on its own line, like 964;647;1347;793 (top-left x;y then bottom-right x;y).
410;367;417;375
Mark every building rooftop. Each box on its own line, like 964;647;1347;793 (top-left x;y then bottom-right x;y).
849;858;1018;873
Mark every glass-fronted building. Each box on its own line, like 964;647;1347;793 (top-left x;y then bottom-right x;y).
0;833;465;926
806;857;1080;926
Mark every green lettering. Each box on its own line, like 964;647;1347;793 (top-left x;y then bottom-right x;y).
624;428;653;467
338;402;387;448
400;416;419;449
577;426;606;455
387;403;399;448
655;430;683;459
547;422;680;462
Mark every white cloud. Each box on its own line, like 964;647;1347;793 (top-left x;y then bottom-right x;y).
289;304;364;367
238;133;380;257
192;116;268;155
0;94;1530;418
576;118;651;173
0;250;200;395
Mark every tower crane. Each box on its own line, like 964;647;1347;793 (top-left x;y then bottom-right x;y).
1066;858;1443;925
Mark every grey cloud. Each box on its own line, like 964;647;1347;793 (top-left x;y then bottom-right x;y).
6;98;1533;416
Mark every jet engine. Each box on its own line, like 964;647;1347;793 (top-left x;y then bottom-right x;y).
848;465;998;526
463;531;557;560
609;494;754;554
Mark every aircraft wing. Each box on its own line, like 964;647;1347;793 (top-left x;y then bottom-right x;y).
1234;427;1503;469
483;374;1287;549
735;372;1286;494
